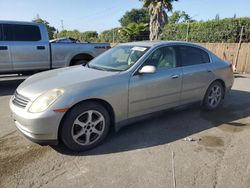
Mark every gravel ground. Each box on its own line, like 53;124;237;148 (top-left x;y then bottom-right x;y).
0;74;250;188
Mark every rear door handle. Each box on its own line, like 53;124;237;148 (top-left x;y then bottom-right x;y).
0;46;8;50
171;75;179;79
37;46;45;50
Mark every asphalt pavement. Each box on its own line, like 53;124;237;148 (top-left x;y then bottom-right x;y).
1;73;250;188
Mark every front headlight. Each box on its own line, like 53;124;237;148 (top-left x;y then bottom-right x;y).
29;89;64;113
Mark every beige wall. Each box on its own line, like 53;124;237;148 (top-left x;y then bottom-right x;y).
200;43;250;73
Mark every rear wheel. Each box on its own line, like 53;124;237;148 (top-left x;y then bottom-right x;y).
60;102;110;151
203;81;224;111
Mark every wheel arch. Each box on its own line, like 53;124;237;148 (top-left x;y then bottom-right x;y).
58;98;115;140
69;53;94;66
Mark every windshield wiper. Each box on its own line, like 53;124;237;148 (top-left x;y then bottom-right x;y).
89;65;107;71
84;62;90;68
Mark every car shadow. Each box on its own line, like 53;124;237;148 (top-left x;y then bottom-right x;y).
233;73;249;78
52;89;250;156
0;78;25;96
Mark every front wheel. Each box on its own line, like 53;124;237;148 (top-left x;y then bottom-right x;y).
203;81;224;111
60;102;110;151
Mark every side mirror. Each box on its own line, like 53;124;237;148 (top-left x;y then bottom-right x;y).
138;65;156;74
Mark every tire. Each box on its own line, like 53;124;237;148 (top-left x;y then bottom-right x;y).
60;102;110;151
21;71;34;76
203;81;224;111
72;59;89;66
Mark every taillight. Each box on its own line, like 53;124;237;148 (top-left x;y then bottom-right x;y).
105;46;111;50
229;63;236;72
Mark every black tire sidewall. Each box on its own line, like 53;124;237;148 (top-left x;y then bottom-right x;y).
203;81;224;111
60;102;110;151
73;60;89;66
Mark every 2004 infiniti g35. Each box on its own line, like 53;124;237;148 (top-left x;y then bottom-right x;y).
10;41;234;151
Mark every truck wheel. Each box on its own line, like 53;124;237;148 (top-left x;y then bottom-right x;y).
60;102;110;151
72;59;89;66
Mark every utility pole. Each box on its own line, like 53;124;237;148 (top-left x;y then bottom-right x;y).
234;26;244;68
112;29;115;44
60;20;64;31
186;20;190;42
185;15;198;42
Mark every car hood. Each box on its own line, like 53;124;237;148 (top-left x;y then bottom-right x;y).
17;66;119;101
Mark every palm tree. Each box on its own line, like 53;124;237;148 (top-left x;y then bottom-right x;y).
141;0;178;40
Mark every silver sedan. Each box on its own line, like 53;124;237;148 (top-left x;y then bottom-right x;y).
10;41;234;151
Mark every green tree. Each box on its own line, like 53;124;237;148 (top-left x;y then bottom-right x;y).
169;11;193;24
119;8;150;27
120;23;149;41
32;18;56;39
140;0;178;40
81;31;98;42
57;30;98;42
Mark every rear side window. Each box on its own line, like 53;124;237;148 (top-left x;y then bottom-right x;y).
179;46;210;66
3;24;41;41
201;50;210;63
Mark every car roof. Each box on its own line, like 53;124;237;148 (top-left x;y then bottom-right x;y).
120;40;203;48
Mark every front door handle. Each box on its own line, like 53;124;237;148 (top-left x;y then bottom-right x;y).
37;46;45;50
0;46;8;50
171;75;179;79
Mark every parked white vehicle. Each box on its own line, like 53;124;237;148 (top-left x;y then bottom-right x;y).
0;20;110;74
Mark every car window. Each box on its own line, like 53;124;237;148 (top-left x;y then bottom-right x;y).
3;24;41;41
144;46;177;69
89;45;149;71
201;50;210;63
0;24;3;41
179;46;210;66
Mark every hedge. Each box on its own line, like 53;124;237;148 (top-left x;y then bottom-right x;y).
162;18;250;43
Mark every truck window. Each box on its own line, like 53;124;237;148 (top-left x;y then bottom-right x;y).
0;24;3;41
3;24;41;41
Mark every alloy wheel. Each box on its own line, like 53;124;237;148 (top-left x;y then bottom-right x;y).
207;85;222;108
71;110;105;146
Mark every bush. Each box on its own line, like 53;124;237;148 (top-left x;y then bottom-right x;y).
56;30;98;42
162;17;250;43
99;28;129;43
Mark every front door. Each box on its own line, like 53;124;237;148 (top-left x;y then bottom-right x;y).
129;46;182;118
2;24;50;71
0;24;12;72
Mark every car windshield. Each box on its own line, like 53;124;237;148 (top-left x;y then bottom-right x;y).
88;45;149;71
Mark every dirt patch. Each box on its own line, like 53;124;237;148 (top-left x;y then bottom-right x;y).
198;136;224;147
0;132;50;183
218;123;250;133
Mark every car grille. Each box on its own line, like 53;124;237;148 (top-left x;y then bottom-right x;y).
12;92;30;108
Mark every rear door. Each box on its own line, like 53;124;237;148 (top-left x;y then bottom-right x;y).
0;24;12;72
2;24;50;71
178;45;214;104
129;46;182;118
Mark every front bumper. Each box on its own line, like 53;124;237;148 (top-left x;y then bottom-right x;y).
10;98;65;145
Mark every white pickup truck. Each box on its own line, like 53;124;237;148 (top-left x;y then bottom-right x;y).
0;20;111;74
